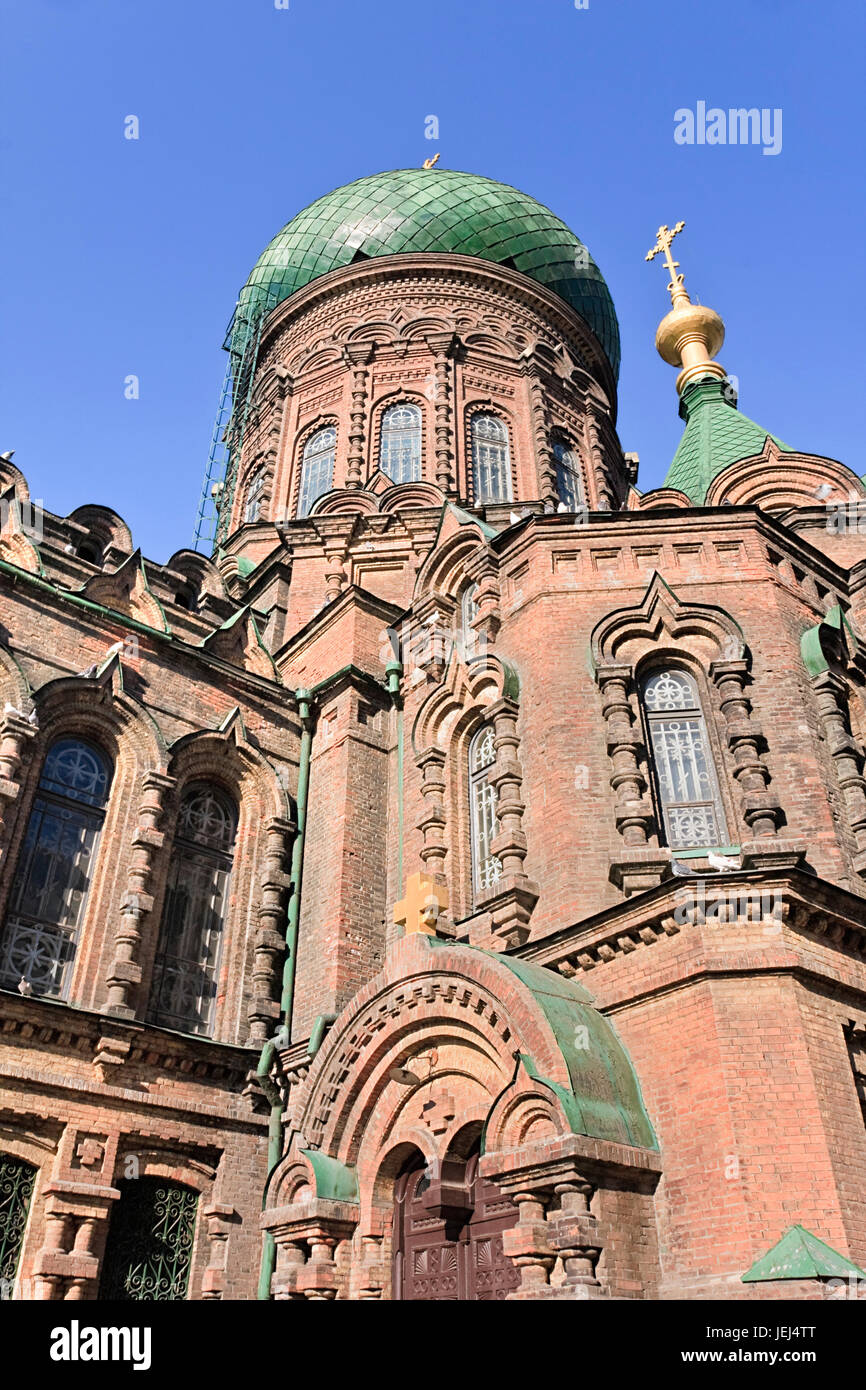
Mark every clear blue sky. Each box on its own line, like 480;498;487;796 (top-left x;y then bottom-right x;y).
1;0;863;561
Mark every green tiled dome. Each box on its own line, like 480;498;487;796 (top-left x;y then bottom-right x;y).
237;169;620;376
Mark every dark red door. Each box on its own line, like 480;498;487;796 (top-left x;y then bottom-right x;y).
393;1154;519;1301
463;1155;521;1301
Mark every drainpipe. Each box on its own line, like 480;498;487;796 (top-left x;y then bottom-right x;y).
256;686;314;1301
386;659;404;890
281;689;313;1031
255;1038;284;1301
306;1011;337;1060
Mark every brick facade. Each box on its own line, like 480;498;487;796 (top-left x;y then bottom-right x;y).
1;228;865;1302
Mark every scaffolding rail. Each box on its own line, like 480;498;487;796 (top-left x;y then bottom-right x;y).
193;287;279;553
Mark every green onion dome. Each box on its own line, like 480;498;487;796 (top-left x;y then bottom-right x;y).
236;168;619;377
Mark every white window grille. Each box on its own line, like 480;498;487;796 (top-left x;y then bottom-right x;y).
469;725;503;898
552;438;584;511
381;403;422;483
298;426;336;517
244;469;266;523
471;414;512;504
642;669;727;849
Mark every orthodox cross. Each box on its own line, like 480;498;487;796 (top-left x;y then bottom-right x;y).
74;1136;105;1169
394;872;448;936
423;153;441;169
645;220;687;302
421;1092;456;1135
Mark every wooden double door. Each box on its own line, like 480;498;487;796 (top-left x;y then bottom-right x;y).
393;1153;520;1301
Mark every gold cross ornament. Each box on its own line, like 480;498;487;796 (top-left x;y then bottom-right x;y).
423;153;441;169
645;221;687;302
394;872;448;936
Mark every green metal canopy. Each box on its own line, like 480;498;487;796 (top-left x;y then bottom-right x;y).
800;604;858;677
475;949;658;1150
236;168;620;377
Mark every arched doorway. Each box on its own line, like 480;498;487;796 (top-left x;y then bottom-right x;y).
392;1148;520;1301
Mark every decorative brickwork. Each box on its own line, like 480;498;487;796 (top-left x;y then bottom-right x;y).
2;193;866;1302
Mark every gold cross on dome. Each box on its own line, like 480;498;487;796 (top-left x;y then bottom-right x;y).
394;872;448;936
645;221;687;302
423;153;441;169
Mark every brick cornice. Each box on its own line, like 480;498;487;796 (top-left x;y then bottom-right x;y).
482;504;852;594
255;253;617;413
0;990;260;1087
515;869;866;989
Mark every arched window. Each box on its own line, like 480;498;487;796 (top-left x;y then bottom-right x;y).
469;726;502;899
461;582;479;635
0;1155;37;1289
99;1177;198;1301
459;582;480;660
0;738;112;998
243;469;266;524
380;403;422;483
641;669;727;850
471;414;512;504
148;784;237;1036
552;438;584;511
297;426;336;517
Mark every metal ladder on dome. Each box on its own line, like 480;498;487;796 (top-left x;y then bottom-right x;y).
192;287;279;554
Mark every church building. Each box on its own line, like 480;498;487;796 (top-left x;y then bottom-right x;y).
1;167;865;1301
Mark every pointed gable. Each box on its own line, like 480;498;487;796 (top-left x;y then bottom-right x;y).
742;1225;866;1282
77;550;169;632
199;606;279;680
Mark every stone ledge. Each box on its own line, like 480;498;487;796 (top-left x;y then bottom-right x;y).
481;1131;662;1188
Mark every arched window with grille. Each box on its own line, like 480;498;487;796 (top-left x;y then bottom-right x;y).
469;726;502;899
243;468;266;523
552;437;584;511
0;738;112;997
380;403;422;483
99;1177;198;1301
0;1155;37;1291
148;784;237;1036
297;426;336;517
641;669;728;850
470;414;512;504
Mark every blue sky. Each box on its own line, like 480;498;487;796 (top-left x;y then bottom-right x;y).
1;0;863;562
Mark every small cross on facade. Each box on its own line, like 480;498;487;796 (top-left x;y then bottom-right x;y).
74;1136;105;1169
421;1092;456;1135
393;872;448;936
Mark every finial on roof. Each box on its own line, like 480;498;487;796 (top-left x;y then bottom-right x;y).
646;221;688;306
646;220;727;394
422;153;441;169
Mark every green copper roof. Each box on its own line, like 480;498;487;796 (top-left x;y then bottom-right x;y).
663;377;792;504
299;1149;359;1205
237;168;620;376
800;604;858;677
477;950;657;1149
742;1225;866;1282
